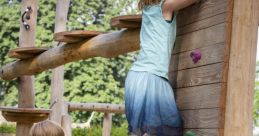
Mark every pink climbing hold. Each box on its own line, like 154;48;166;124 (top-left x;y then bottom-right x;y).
190;50;202;63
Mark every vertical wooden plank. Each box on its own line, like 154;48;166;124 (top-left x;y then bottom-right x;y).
16;0;38;136
61;115;72;136
50;0;70;124
61;103;72;136
102;113;112;136
224;0;259;135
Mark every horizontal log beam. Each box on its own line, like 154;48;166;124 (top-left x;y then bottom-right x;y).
68;103;125;114
0;29;140;80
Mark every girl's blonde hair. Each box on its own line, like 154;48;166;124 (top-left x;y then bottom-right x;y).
29;120;65;136
138;0;161;10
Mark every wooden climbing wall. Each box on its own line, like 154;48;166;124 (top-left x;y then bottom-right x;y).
169;0;230;135
169;0;258;135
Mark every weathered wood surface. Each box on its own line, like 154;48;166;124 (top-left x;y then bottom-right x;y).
170;43;225;71
174;23;226;54
176;83;223;110
0;107;51;113
16;123;33;136
0;134;15;136
224;0;259;135
50;0;70;125
54;30;104;43
110;0;229;29
170;62;227;88
0;107;50;123
177;13;228;36
0;22;227;80
68;103;124;114
8;47;49;59
61;115;72;136
181;108;221;129
102;113;112;136
16;0;38;136
110;15;141;29
177;0;229;27
0;29;140;80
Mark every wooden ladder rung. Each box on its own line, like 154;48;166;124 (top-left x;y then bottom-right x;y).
8;47;50;60
54;30;105;43
110;14;142;29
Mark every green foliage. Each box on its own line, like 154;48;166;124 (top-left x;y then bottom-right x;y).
0;124;127;136
72;124;127;136
184;131;196;136
253;61;259;126
0;0;138;127
0;0;20;104
0;123;16;134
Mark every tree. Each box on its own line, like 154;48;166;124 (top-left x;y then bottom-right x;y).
254;61;259;126
0;0;138;126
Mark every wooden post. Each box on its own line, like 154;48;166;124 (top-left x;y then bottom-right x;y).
102;113;112;136
50;0;70;124
61;115;72;136
224;0;259;135
16;0;38;136
61;103;72;136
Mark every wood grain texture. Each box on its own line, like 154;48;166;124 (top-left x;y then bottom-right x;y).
50;0;70;125
61;115;72;136
177;0;229;27
110;15;141;29
176;83;223;110
68;103;124;114
102;113;112;136
170;43;225;71
54;30;104;43
181;108;220;129
224;0;259;135
8;47;49;59
16;0;38;135
177;13;227;36
174;23;226;54
0;29;140;80
1;107;50;124
169;63;226;88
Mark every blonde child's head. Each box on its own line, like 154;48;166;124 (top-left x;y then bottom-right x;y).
138;0;160;10
29;120;65;136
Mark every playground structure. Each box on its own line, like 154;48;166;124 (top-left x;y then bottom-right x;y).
0;0;258;136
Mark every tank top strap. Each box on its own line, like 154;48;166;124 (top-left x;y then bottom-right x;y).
159;0;165;6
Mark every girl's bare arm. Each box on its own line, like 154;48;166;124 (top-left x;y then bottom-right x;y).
162;0;199;20
164;0;199;11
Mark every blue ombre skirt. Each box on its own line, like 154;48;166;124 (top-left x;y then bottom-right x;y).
124;70;183;136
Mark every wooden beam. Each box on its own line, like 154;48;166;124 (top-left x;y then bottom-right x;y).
68;103;125;114
61;115;72;136
102;113;112;136
50;0;70;125
0;29;140;80
224;0;258;135
16;0;38;136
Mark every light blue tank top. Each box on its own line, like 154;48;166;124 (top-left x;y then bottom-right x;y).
130;0;177;80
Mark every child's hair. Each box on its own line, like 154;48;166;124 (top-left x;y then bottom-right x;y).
138;0;161;10
29;120;65;136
